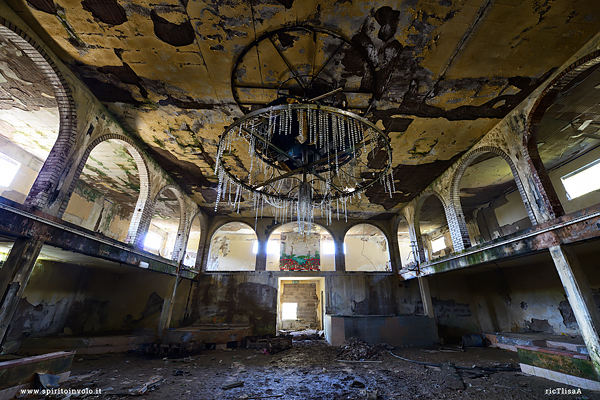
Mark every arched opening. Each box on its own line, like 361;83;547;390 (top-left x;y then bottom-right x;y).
417;194;453;261
457;151;533;244
206;222;257;271
63;139;143;242
0;29;59;204
266;222;335;271
183;213;202;268
144;186;185;260
397;217;413;269
344;224;390;272
528;57;600;215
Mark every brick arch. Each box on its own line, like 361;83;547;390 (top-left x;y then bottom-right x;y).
182;210;206;269
151;184;187;262
0;19;77;213
59;134;151;244
413;190;466;261
343;222;391;272
450;146;537;246
524;51;600;219
393;213;414;268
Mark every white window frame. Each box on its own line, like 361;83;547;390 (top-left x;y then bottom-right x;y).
561;159;600;200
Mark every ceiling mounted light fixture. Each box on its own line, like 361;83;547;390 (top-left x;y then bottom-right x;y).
214;26;395;232
214;98;394;232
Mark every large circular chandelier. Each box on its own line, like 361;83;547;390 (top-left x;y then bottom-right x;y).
214;26;395;232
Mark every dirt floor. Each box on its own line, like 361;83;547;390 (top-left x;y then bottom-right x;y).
49;340;598;400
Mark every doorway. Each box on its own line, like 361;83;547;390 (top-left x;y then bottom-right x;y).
277;277;325;332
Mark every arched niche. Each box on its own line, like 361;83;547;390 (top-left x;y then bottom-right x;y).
526;52;600;217
183;212;203;268
206;221;257;271
144;185;186;261
62;138;147;242
415;193;453;261
266;222;335;271
452;148;535;244
396;217;413;269
0;26;60;204
0;21;77;212
344;223;391;272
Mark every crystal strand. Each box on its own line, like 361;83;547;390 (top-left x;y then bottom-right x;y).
344;198;347;222
332;115;339;176
288;105;293;136
298;109;303;143
318;110;323;148
214;166;224;212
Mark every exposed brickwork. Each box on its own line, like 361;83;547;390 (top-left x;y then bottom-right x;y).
281;283;319;329
524;51;600;220
449;146;537;246
412;190;466;258
0;20;77;215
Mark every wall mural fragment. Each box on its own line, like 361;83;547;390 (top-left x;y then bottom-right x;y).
279;232;320;271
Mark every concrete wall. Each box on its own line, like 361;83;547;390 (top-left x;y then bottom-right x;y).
344;236;390;271
5;260;191;344
62;181;131;241
192;272;422;336
418;246;600;342
325;315;433;347
206;234;256;271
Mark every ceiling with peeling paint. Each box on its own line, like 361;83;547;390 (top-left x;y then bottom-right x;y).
4;0;600;220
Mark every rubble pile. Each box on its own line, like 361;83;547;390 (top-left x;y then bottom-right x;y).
338;338;393;361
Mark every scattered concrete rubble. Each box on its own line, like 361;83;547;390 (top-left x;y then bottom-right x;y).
337;338;393;361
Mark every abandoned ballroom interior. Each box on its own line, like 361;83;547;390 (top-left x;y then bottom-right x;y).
1;0;600;396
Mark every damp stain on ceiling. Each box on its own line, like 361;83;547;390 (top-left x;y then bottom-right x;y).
5;0;600;218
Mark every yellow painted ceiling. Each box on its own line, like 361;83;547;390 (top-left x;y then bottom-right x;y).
6;0;600;218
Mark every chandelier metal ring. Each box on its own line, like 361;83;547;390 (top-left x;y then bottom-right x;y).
214;102;395;227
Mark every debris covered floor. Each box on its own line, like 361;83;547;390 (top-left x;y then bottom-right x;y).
54;341;595;400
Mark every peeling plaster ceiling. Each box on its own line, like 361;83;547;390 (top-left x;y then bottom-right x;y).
81;139;141;213
5;0;600;219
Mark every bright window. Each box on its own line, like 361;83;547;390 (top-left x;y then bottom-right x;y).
252;240;280;254
322;241;335;254
561;159;600;200
431;236;446;253
0;153;20;187
321;242;346;254
144;231;163;250
281;303;297;320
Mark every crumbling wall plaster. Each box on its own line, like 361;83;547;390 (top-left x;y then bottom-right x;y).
192;272;420;335
6;260;176;347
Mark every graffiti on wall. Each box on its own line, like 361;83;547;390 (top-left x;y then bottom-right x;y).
280;232;320;271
